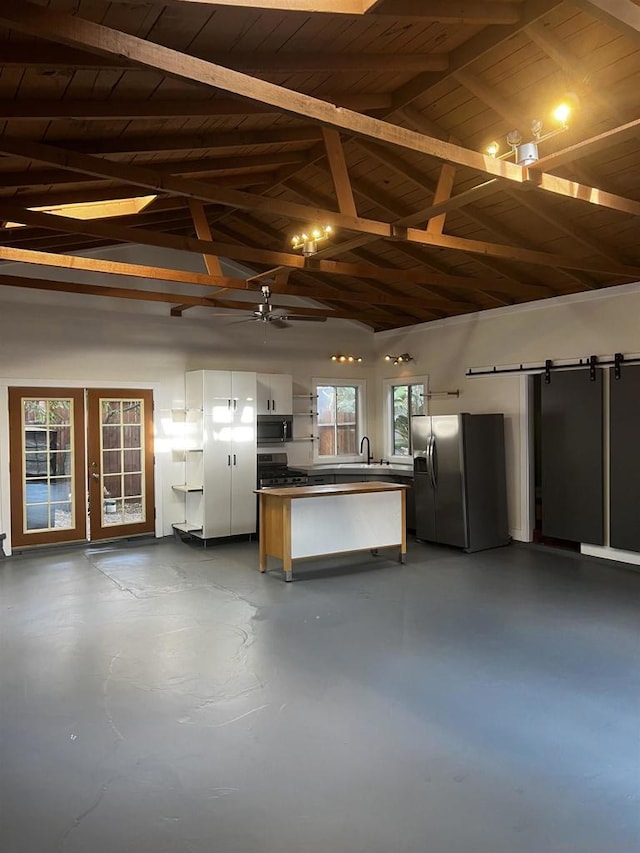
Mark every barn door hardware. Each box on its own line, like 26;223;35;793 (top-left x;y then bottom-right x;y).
614;352;624;380
467;350;640;379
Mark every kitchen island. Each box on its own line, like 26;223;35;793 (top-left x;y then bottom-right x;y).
255;481;409;581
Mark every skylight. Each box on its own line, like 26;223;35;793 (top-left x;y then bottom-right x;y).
3;195;158;228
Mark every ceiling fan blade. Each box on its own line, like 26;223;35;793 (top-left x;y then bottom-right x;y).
282;314;328;322
269;318;291;329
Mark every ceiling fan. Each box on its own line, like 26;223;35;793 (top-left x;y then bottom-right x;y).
241;285;328;329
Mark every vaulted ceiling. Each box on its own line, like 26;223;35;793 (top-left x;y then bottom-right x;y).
0;0;639;330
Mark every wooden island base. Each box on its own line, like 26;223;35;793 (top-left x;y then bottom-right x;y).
255;481;408;582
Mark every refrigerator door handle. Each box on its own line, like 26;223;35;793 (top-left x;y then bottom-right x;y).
427;434;437;490
431;436;438;488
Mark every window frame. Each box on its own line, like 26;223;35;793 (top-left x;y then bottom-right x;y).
312;377;367;463
383;375;428;462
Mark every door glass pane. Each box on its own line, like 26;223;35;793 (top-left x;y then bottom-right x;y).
100;398;145;526
22;399;75;532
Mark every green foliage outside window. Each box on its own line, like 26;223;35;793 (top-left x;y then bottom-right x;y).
392;384;424;456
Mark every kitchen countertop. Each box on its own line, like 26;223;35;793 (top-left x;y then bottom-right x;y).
255;481;410;499
292;463;414;477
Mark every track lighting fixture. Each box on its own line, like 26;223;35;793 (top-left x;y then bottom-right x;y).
330;354;363;363
385;353;413;365
485;101;572;166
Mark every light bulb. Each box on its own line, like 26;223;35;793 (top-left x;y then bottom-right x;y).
486;141;500;158
312;228;321;238
506;129;522;148
553;102;570;125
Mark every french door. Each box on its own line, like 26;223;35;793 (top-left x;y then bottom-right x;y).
8;387;155;548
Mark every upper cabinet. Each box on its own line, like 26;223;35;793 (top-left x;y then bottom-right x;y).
257;373;293;415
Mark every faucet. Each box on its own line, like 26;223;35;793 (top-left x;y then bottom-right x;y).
359;435;373;465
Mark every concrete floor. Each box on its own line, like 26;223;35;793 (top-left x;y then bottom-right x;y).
0;537;638;853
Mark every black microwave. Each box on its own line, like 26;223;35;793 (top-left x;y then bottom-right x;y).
257;415;293;445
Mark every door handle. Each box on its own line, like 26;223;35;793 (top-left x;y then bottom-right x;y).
91;472;100;481
233;454;237;466
430;437;438;489
228;454;231;466
427;435;437;490
272;398;276;412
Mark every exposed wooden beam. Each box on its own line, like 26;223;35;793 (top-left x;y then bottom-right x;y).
525;21;627;123
1;136;637;276
113;0;520;22
572;0;640;44
426;164;457;235
0;3;527;184
396;180;499;227
0;245;456;312
321;129;357;217
0;42;449;73
453;69;531;131
0;153;307;190
2;206;557;295
8;0;630;229
66;127;323;156
0;94;393;120
532;117;640;172
0;272;221;309
364;0;520;22
398;102;622;281
189;200;224;279
389;0;562;111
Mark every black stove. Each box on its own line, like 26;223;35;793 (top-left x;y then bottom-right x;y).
257;452;308;488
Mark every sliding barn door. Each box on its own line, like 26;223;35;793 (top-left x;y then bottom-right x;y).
610;365;640;552
9;388;87;547
540;370;604;545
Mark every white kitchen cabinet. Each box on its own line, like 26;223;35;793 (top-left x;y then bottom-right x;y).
173;369;257;539
257;373;292;415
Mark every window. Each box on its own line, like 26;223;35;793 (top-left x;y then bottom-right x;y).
386;380;425;458
314;380;365;460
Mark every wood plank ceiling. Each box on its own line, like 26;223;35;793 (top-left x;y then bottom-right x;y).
0;0;639;330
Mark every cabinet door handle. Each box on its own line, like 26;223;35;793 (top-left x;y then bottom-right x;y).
272;399;276;412
227;454;231;466
233;454;237;466
267;398;270;411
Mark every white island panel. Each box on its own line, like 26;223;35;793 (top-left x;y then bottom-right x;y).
290;490;402;559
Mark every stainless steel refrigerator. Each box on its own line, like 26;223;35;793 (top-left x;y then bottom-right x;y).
411;413;509;552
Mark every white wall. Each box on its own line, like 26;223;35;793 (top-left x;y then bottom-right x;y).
2;240;639;556
374;280;640;543
0;244;377;552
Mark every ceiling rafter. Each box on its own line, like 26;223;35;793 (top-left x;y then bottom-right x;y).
0;152;309;190
2;136;636;278
280;179;497;309
572;0;640;44
4;2;632;222
0;42;450;73
112;0;521;24
0;244;443;315
0;94;395;120
388;0;564;112
2;203;557;293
